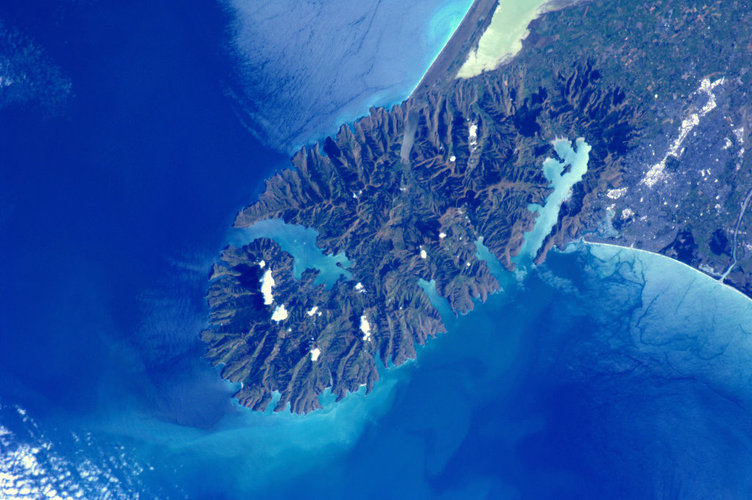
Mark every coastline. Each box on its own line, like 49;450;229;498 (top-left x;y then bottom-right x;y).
579;239;752;304
410;0;498;97
412;0;587;94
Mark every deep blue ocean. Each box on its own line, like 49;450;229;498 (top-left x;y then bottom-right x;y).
2;1;752;498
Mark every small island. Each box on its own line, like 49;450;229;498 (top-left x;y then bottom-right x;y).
203;0;752;413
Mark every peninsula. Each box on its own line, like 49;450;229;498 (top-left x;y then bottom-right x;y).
203;0;752;413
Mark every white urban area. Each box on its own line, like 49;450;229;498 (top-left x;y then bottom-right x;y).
641;77;725;187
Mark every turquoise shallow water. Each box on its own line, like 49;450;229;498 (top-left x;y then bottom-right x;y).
233;218;352;287
514;137;591;266
97;242;752;498
5;221;752;497
114;195;752;497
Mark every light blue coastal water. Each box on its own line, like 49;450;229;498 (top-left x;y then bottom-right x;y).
7;239;752;498
233;218;352;287
225;0;474;151
475;235;509;283
418;278;455;322
162;239;752;498
514;137;591;266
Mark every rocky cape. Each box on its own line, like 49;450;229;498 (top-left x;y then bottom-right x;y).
203;0;752;413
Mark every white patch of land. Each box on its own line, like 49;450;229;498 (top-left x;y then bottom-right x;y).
360;314;372;342
420;248;427;259
457;0;549;79
733;126;745;144
439;232;447;239
310;347;321;362
642;77;725;187
260;269;275;305
306;306;319;316
469;122;478;146
699;263;721;277
258;260;266;269
354;282;365;293
606;187;627;200
733;126;745;159
271;304;288;322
